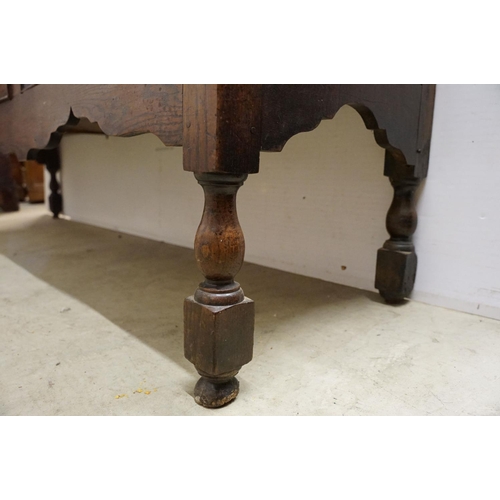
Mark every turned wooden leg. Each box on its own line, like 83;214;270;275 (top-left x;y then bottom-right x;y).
184;173;254;408
375;175;421;303
37;148;62;218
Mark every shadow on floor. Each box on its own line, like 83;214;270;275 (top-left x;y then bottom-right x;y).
0;207;397;376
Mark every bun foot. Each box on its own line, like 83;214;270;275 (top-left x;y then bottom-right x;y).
194;376;240;408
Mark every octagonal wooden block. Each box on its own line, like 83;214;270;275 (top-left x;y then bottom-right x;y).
375;248;417;303
184;296;254;377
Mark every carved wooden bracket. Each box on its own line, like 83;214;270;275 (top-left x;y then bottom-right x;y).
261;84;435;179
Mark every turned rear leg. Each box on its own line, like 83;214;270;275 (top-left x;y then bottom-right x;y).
36;148;62;218
375;174;421;303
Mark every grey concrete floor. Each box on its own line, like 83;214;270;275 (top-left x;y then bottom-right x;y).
1;204;499;416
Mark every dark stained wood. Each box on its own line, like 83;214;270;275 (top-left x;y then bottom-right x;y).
385;177;419;246
193;173;247;291
1;84;435;176
183;84;262;174
414;84;436;178
375;176;421;302
36;148;62;218
185;296;254;407
184;173;254;408
373;85;434;302
0;84;183;160
258;84;436;304
0;83;437;406
261;84;341;151
262;84;435;177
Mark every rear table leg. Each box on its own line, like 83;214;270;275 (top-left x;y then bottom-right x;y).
375;174;421;303
36;148;62;218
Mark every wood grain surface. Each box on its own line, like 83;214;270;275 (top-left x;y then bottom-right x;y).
183;84;262;174
0;84;435;177
0;84;183;159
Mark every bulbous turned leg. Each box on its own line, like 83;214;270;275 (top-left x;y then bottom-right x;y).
36;148;62;218
375;175;421;303
184;173;254;408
